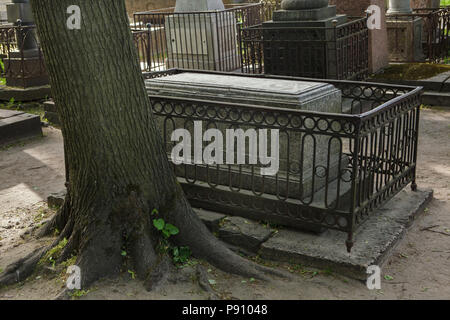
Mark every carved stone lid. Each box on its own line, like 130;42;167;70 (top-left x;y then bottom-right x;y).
281;0;330;10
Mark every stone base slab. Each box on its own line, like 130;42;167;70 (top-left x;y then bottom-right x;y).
0;109;42;145
0;85;51;102
259;188;433;280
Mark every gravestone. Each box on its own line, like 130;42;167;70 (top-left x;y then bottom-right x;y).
386;0;424;62
165;0;239;71
145;72;347;225
262;0;348;79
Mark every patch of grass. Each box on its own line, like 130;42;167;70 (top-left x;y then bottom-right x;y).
372;63;450;81
38;238;68;268
69;289;90;299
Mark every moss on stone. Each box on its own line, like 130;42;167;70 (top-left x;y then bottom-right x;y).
372;63;450;81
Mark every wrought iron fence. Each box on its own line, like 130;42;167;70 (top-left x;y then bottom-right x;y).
248;0;281;21
143;69;422;251
239;17;369;80
0;24;47;87
387;6;450;62
132;3;264;72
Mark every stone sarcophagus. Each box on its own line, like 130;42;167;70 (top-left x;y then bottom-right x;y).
145;72;350;222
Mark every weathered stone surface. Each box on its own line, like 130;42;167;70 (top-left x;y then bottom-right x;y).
281;0;330;10
386;17;424;62
0;84;51;102
273;6;338;21
218;216;275;252
175;0;225;12
194;208;226;232
146;72;341;111
146;72;344;202
260;188;433;280
47;190;67;208
387;0;412;14
0;109;42;145
43;100;60;126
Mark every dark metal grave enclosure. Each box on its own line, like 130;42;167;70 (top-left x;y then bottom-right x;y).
144;69;423;252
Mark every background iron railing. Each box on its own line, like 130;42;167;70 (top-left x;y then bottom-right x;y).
143;69;422;251
0;24;47;87
387;6;450;62
132;3;264;72
239;17;369;80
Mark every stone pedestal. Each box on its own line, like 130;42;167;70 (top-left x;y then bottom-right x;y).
145;72;345;201
387;17;424;62
329;0;389;74
388;0;413;13
386;0;424;62
165;11;239;71
262;0;348;79
165;0;239;72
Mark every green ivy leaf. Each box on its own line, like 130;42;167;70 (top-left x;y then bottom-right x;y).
165;223;179;236
151;208;158;216
153;218;165;231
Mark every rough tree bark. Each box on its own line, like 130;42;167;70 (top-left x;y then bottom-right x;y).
0;0;281;290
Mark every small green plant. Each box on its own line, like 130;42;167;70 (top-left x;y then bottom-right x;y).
152;218;179;239
151;209;191;264
128;269;136;279
39;237;68;267
173;246;191;264
69;289;90;299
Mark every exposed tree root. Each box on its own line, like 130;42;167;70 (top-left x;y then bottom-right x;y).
0;246;49;287
0;191;291;293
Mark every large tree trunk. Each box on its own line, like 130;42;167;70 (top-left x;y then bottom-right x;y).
0;0;278;290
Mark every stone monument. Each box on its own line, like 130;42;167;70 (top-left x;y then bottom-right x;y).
5;0;48;87
386;0;424;62
145;72;347;228
165;0;239;71
262;0;347;79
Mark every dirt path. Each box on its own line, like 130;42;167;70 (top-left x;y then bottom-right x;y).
0;108;449;300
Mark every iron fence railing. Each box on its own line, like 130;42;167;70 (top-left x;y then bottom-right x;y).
132;3;264;72
239;17;369;80
0;24;47;87
143;69;422;252
387;6;450;62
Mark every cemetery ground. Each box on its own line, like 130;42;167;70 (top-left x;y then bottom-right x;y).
0;106;449;300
